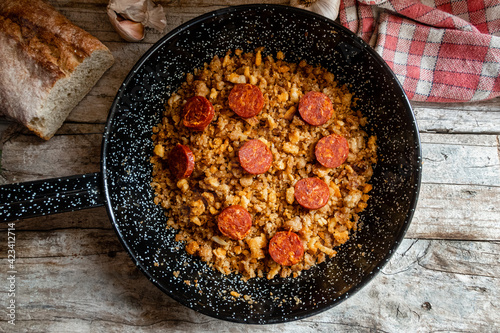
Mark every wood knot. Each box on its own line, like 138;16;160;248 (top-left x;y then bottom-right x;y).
421;302;432;311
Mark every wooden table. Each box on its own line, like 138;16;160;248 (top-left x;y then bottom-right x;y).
1;1;499;331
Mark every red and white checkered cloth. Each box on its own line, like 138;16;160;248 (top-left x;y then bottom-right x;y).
339;0;500;102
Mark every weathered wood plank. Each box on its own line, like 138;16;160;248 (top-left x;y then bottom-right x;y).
1;129;102;183
0;229;122;258
414;107;500;134
407;183;500;240
420;133;500;187
412;98;500;112
0;207;110;231
0;239;498;331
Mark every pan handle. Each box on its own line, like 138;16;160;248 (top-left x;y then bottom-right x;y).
0;172;104;222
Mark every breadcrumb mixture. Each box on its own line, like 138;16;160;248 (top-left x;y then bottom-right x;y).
151;49;377;280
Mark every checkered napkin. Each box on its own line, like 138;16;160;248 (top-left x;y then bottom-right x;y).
339;0;500;102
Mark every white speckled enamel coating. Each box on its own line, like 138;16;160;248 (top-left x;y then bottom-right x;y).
55;4;420;324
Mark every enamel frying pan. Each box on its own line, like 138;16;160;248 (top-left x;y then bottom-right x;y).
1;5;421;324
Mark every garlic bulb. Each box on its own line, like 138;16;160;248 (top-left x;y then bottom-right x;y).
290;0;341;21
107;0;167;42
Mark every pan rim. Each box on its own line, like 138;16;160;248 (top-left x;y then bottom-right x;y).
101;3;422;324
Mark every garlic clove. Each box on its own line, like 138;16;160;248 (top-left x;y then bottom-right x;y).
116;18;145;42
108;9;145;42
290;0;341;21
107;0;166;37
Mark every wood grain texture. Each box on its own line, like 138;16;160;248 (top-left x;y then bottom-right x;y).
409;183;500;240
420;133;500;186
0;238;498;332
0;207;110;231
1;1;500;332
1;127;101;182
414;107;500;134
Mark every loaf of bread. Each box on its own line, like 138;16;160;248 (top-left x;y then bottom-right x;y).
0;0;114;140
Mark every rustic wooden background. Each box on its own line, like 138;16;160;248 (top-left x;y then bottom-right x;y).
1;0;499;332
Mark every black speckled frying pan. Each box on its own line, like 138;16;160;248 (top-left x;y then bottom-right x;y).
0;5;422;324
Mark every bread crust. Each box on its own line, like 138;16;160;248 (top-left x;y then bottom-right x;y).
0;0;114;139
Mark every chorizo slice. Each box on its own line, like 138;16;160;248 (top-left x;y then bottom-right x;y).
228;83;264;118
294;177;330;210
182;96;215;131
167;144;195;179
298;91;334;126
217;205;252;240
238;139;273;174
315;134;349;168
269;231;304;266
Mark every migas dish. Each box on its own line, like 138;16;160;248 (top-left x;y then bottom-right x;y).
1;5;421;324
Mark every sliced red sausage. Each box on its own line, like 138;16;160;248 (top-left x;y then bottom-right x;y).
182;96;215;131
298;91;334;126
269;231;304;266
315;134;349;168
217;205;252;240
238;139;273;174
168;144;195;179
294;177;330;210
228;83;264;118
